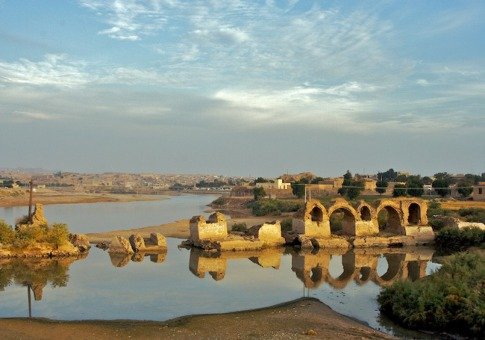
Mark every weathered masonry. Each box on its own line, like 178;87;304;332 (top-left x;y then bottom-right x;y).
292;198;433;241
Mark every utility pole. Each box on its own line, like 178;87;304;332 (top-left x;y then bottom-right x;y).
28;179;33;223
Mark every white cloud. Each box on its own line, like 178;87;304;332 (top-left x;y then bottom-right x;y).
0;54;90;88
80;0;168;40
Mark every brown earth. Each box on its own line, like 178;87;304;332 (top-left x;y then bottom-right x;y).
0;298;393;340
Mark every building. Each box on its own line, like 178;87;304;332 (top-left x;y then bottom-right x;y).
472;182;485;201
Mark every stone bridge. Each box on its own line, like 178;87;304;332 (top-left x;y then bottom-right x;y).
292;198;433;239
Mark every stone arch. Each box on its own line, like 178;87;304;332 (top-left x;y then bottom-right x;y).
360;206;372;221
310;206;323;222
372;253;405;287
407;203;421;225
376;201;404;235
292;200;330;238
327;200;359;235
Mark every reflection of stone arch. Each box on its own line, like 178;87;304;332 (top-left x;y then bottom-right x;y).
407;203;421;225
326;253;356;289
291;250;330;289
372;254;405;287
327;200;359;236
376;201;404;235
354;267;372;285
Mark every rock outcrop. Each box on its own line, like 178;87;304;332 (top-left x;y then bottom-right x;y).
108;236;134;254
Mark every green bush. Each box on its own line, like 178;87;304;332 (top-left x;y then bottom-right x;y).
378;252;485;337
458;208;485;224
435;227;485;253
231;222;247;233
211;197;225;206
247;199;302;216
0;220;15;245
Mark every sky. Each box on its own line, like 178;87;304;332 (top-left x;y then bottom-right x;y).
0;0;484;177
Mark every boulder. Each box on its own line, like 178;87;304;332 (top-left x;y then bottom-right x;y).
129;234;146;252
149;233;167;248
108;236;134;254
69;234;91;253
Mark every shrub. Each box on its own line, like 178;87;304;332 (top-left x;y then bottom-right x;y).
458;208;485;224
378;252;485;337
211;197;225;206
247;199;302;216
0;220;15;245
435;227;485;253
231;223;247;233
47;223;69;248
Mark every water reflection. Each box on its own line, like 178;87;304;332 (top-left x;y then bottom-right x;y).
0;256;85;317
185;247;433;288
109;250;167;267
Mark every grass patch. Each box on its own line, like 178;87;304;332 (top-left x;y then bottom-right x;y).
231;222;247;233
378;252;485;337
247;199;302;216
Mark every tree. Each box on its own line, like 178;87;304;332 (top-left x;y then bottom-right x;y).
254;177;268;184
253;187;266;200
407;176;424;197
434;172;454;184
457;180;473;198
310;177;324;184
432;179;450;197
291;178;308;198
338;171;363;200
377;169;398;182
375;180;388;195
422;176;433;185
393;184;407;197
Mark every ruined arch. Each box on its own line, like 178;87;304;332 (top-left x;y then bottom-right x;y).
408;203;421;225
327;200;359;235
376;202;404;235
310;206;323;222
360;206;372;221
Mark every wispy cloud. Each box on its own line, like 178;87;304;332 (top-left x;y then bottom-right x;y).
80;0;170;40
0;54;90;88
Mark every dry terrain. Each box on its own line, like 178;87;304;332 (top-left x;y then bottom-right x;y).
439;200;485;210
0;298;392;339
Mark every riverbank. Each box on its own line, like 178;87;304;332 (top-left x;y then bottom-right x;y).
0;190;164;208
86;216;270;242
0;298;392;339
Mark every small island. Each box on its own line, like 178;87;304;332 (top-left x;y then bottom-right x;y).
0;203;89;258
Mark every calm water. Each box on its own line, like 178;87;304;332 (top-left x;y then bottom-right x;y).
0;194;219;233
0;196;440;337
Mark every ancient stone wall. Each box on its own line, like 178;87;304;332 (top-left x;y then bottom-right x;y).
189;212;228;242
247;221;285;246
292;200;330;237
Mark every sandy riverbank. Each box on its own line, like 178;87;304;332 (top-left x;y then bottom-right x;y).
0;298;392;339
0;190;165;208
86;216;271;242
